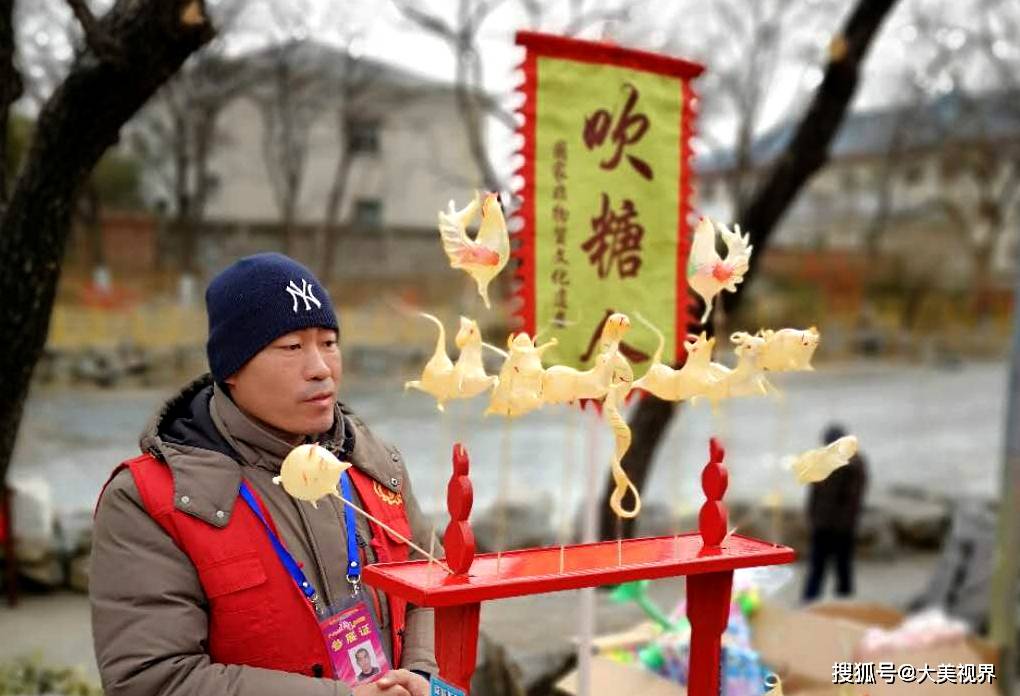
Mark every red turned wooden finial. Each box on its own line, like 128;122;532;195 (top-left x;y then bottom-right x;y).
698;437;729;548
443;443;476;575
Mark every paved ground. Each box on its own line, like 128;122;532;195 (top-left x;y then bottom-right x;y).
0;551;940;683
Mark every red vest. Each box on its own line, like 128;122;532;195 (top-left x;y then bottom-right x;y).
102;453;411;678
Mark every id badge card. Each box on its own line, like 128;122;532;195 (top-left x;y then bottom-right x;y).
319;597;390;687
430;675;467;696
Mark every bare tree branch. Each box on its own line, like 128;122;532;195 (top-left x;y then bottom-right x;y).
393;0;506;191
600;0;901;540
392;0;455;40
65;0;120;60
0;0;213;488
563;4;632;37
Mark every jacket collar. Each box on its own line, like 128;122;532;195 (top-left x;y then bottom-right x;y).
209;383;348;474
140;374;402;527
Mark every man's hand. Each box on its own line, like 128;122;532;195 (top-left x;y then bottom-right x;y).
352;669;429;696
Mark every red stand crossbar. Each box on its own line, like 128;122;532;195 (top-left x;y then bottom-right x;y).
362;439;795;695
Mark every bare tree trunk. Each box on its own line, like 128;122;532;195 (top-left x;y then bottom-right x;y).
169;100;198;274
0;0;22;206
0;0;213;486
79;179;105;271
319;129;354;283
455;46;503;193
598;0;900;540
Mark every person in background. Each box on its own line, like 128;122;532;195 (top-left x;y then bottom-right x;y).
802;423;869;602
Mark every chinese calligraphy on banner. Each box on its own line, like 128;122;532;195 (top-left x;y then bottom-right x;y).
512;32;704;370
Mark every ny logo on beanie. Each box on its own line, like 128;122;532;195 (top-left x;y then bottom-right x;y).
206;253;340;382
286;279;322;312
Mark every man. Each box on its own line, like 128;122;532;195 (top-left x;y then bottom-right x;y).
355;649;380;681
90;253;436;696
802;423;869;602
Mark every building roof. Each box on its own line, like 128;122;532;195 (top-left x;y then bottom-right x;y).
697;89;1020;174
238;40;458;95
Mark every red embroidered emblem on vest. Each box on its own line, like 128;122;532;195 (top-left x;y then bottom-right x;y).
372;480;403;506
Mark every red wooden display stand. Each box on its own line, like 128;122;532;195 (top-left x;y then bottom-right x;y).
363;439;795;695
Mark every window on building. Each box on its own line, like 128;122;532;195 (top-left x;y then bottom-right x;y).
347;120;380;154
353;199;383;228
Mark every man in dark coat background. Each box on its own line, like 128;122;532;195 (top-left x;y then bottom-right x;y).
802;423;869;602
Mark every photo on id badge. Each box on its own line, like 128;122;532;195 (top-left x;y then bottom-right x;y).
320;601;390;686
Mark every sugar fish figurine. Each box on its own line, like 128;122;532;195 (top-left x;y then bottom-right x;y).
437;192;509;309
687;217;753;323
757;327;820;372
273;444;352;509
785;435;859;484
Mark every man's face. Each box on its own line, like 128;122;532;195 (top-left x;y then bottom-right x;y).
225;327;341;440
356;651;372;672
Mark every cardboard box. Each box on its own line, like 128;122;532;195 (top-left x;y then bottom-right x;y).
752;601;999;695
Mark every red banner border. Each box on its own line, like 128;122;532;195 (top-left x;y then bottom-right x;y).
510;30;704;365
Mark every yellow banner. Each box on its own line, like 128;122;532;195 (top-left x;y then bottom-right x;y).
514;32;703;370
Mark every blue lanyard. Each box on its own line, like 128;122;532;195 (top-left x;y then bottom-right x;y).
339;471;361;584
238;481;318;604
237;475;361;606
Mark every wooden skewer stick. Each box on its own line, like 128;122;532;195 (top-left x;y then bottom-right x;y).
337;493;454;575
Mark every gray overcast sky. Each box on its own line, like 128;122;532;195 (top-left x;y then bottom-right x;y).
18;0;1016;173
291;0;1008;147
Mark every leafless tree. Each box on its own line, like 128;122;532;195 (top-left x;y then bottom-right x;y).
247;1;332;255
316;33;377;283
874;0;1020;319
617;0;847;217
392;0;638;194
129;0;252;278
0;0;23;206
0;0;213;485
599;0;901;539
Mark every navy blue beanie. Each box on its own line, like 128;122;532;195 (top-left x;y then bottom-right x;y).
205;253;339;382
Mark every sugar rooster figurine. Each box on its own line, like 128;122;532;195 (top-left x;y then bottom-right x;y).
437;192;510;309
687;217;753;323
